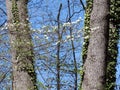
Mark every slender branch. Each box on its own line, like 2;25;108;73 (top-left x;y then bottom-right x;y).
0;8;7;15
56;3;62;90
0;8;7;27
0;69;11;83
67;0;78;90
0;20;7;27
79;0;85;10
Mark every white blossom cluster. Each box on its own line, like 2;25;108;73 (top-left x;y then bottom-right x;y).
63;17;82;27
32;17;83;46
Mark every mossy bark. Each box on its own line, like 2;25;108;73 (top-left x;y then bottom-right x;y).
106;0;120;89
80;0;93;89
81;0;109;89
81;0;119;90
6;0;38;90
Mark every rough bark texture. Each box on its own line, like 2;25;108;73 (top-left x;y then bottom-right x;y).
6;0;38;90
81;0;109;90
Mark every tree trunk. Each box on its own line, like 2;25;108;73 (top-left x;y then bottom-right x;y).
6;0;38;90
81;0;109;90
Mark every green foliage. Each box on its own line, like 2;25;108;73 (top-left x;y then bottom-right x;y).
110;0;120;28
12;0;19;24
105;0;119;89
80;0;93;89
82;0;93;64
37;81;47;90
106;27;119;89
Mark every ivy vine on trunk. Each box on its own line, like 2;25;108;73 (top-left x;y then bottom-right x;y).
6;0;38;90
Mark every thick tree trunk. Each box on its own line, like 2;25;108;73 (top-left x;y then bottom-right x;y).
81;0;109;90
6;0;38;90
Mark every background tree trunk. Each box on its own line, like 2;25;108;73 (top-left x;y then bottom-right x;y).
81;0;109;90
6;0;38;90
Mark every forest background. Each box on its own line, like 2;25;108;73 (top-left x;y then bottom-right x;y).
0;0;120;90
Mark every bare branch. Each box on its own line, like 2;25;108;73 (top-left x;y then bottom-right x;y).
0;7;6;15
79;0;85;10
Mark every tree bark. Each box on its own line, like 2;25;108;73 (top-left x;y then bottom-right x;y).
6;0;38;90
81;0;109;90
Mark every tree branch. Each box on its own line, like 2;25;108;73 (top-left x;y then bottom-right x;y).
80;0;85;10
